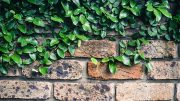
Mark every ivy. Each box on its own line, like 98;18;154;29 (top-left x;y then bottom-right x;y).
0;0;179;75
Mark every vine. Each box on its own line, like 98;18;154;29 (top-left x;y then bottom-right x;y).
0;0;179;75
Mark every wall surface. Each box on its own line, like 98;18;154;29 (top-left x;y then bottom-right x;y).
0;35;180;101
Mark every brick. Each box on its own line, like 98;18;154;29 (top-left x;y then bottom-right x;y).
141;40;177;58
73;40;117;58
22;60;83;79
0;80;52;99
148;61;180;79
54;83;114;101
88;62;143;80
116;83;174;101
177;84;180;100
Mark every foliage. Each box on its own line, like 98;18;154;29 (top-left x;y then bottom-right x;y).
0;0;179;75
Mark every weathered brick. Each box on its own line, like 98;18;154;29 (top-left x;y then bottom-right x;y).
141;40;177;58
0;80;52;99
148;61;180;79
177;84;180;100
54;83;114;101
73;40;117;58
116;83;174;101
22;60;83;79
88;62;143;80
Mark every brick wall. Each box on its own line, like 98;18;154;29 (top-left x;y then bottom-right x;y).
0;36;180;101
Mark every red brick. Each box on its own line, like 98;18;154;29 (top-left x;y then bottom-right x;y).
54;83;114;101
73;40;117;58
116;83;174;101
88;62;143;80
141;40;177;58
148;61;180;79
0;80;52;99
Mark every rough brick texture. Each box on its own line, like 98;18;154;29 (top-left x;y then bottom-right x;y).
88;62;143;80
177;84;180;100
0;80;52;99
54;83;114;101
73;40;117;58
22;60;83;79
116;83;174;101
141;40;177;58
148;61;180;79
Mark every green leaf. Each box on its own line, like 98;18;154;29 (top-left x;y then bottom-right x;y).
37;46;43;52
44;51;50;59
0;64;8;75
91;58;98;65
119;10;128;19
44;59;52;65
2;0;11;4
68;45;75;55
23;46;36;53
146;1;154;11
108;62;117;74
102;57;109;63
18;24;27;33
57;49;65;58
39;67;48;75
11;53;22;64
79;14;87;24
0;46;9;53
51;15;63;23
115;55;131;66
4;33;12;43
29;54;36;61
48;0;58;5
153;9;162;22
14;14;22;20
50;52;57;60
82;22;92;32
145;62;152;72
72;0;80;6
130;0;136;7
108;15;118;22
50;39;59;46
121;0;129;5
134;54;140;64
33;17;45;27
76;34;88;41
157;8;172;18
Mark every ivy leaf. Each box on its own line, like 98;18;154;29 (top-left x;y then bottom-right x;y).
72;0;80;6
68;45;75;55
91;58;99;65
145;62;152;72
130;0;136;8
108;62;117;74
108;15;118;22
115;55;131;66
2;0;11;4
146;1;154;11
0;64;8;75
153;9;162;22
79;14;87;24
157;8;172;18
33;17;45;27
23;46;36;53
18;24;27;33
82;22;91;32
119;10;128;19
37;46;43;52
50;52;57;60
71;15;79;25
29;54;36;61
51;15;63;23
121;0;129;6
39;67;48;75
57;49;65;58
50;39;59;46
134;54;140;64
14;14;22;20
48;0;58;5
0;46;9;53
11;53;22;64
102;57;109;63
4;33;12;43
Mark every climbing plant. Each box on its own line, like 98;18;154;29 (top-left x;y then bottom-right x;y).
0;0;179;75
